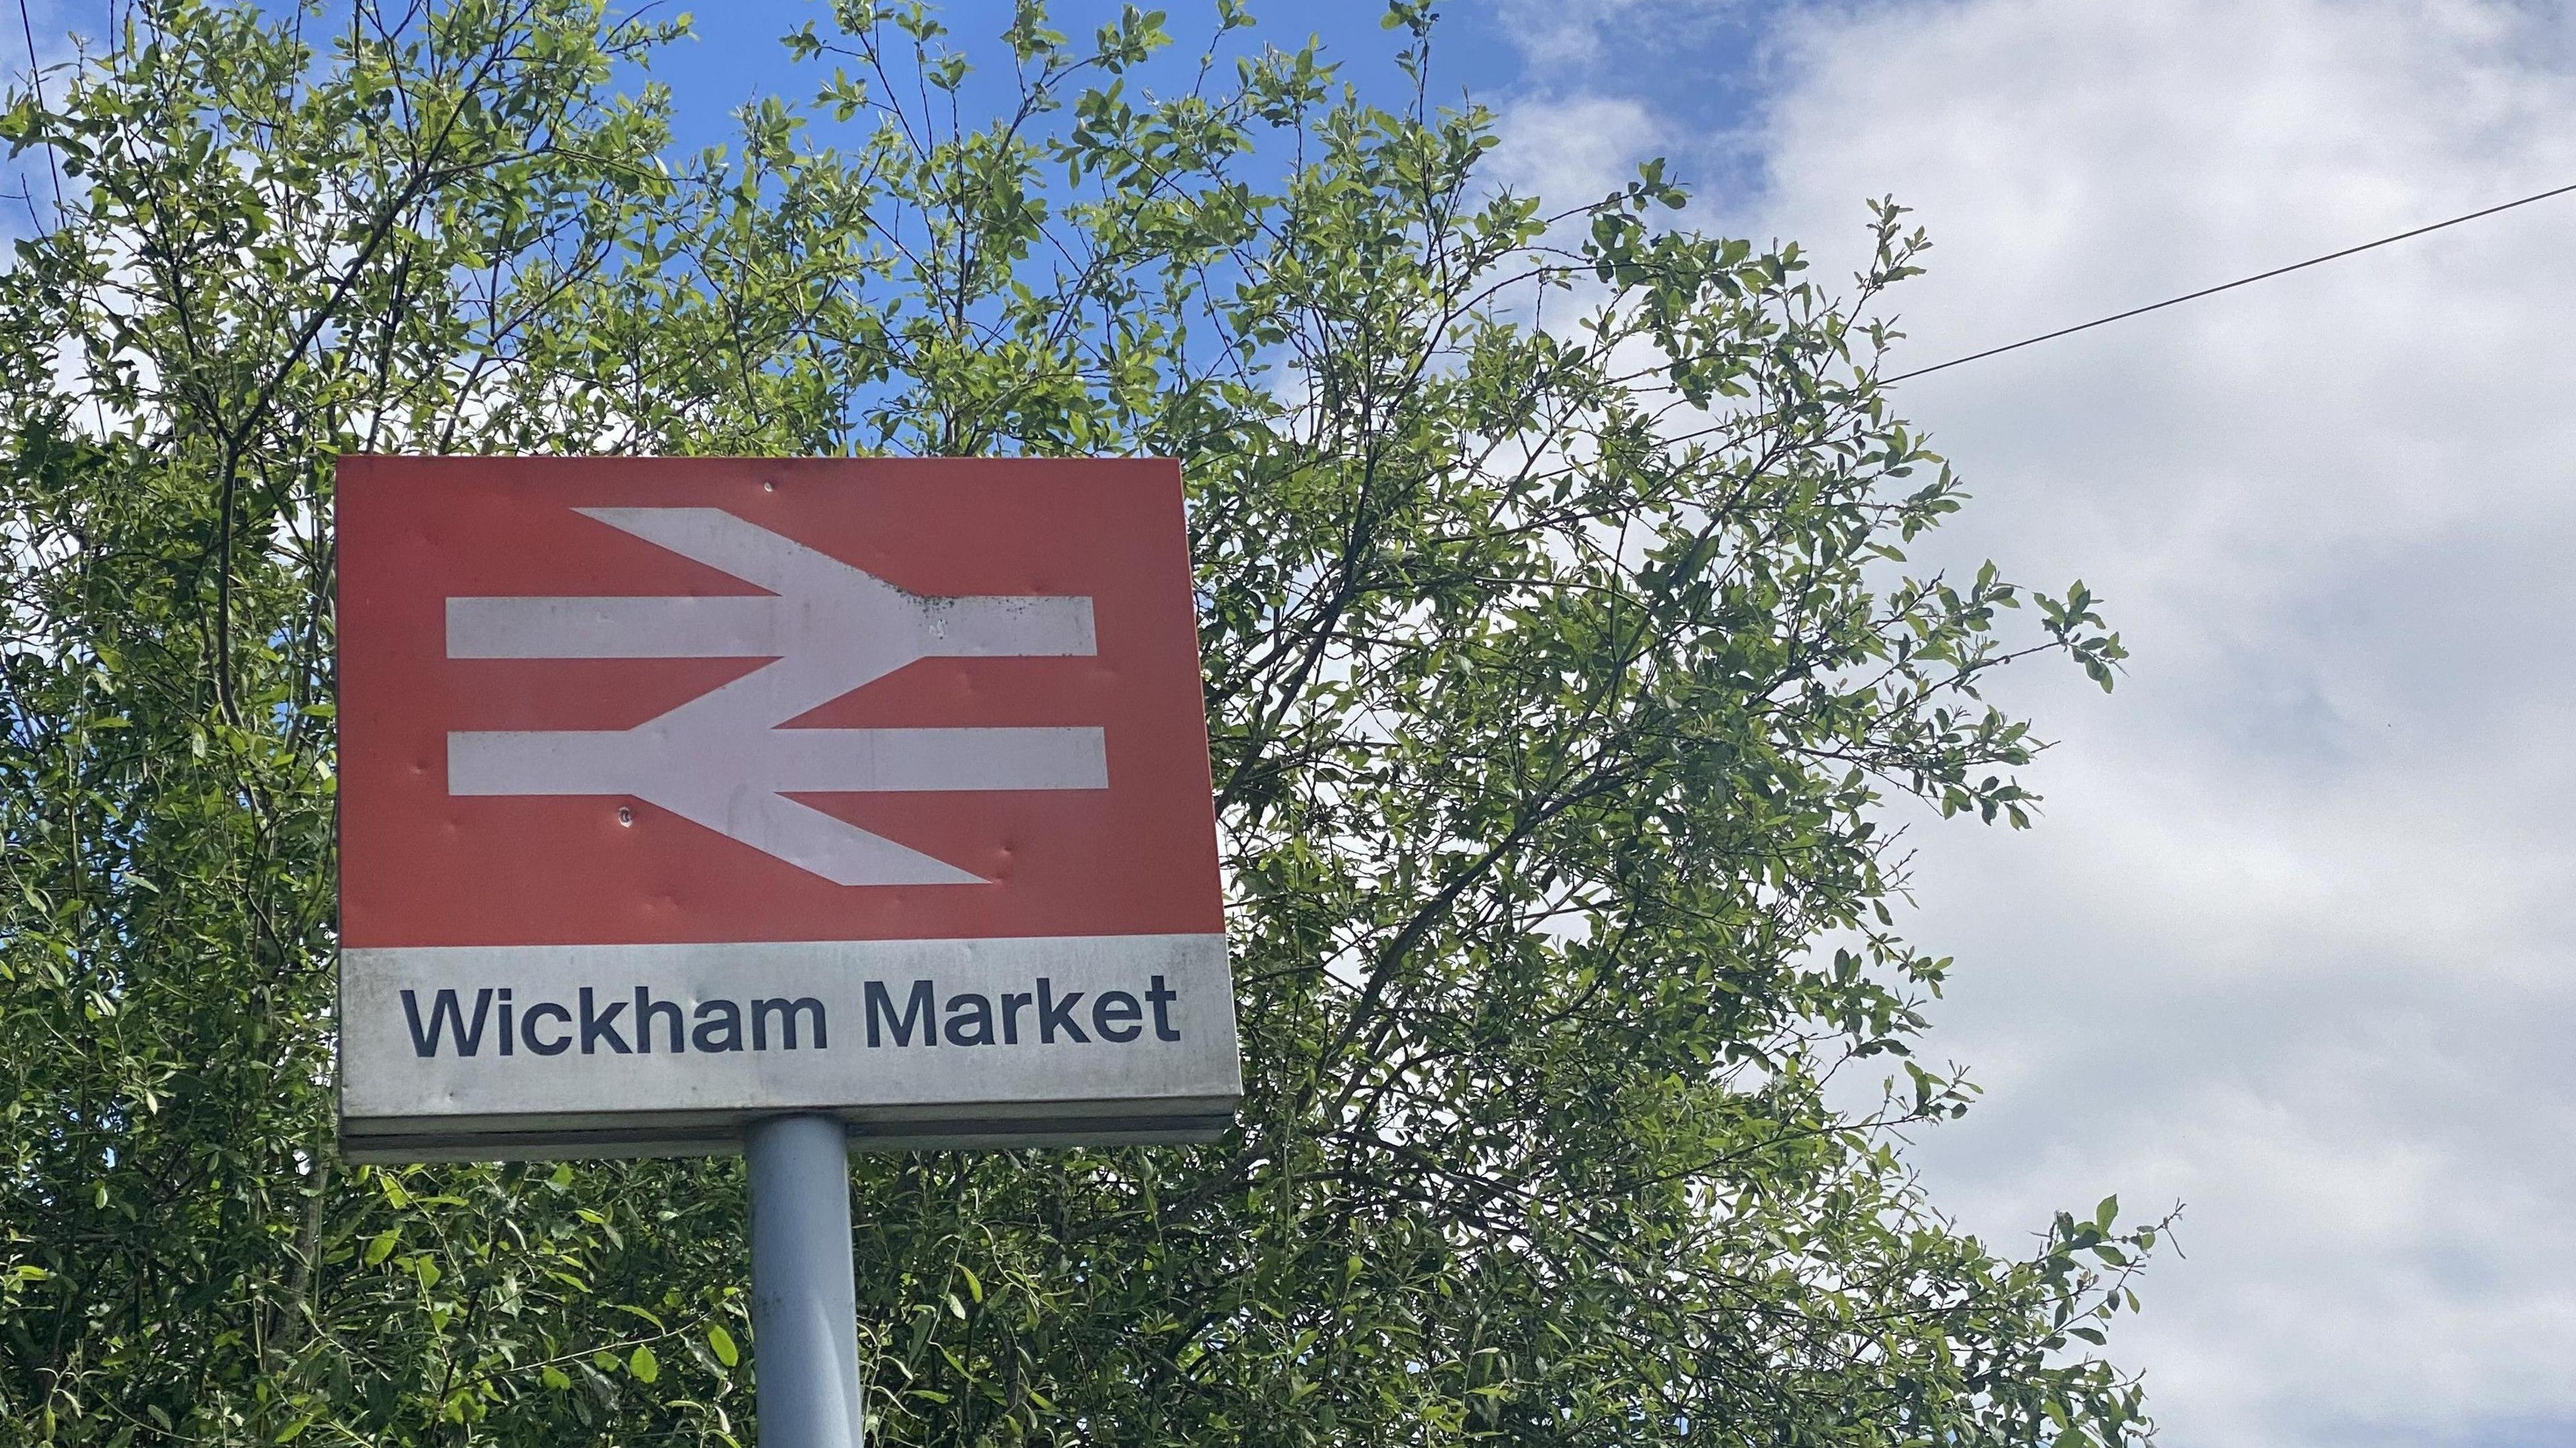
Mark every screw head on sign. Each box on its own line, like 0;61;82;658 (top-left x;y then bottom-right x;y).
763;480;776;492
617;806;634;826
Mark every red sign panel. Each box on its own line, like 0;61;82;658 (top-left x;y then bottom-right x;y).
337;455;1224;950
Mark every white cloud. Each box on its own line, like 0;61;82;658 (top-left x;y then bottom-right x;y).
1489;0;1629;71
1483;93;1662;203
1489;0;1739;78
1691;0;2576;1443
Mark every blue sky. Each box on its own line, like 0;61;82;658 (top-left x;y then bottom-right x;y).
15;1;2576;1443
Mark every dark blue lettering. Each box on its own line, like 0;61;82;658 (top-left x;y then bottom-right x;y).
635;987;684;1053
400;989;492;1058
754;997;828;1050
522;1002;572;1055
945;993;996;1046
1036;977;1088;1044
864;980;935;1048
692;999;743;1052
579;986;631;1054
1091;990;1142;1043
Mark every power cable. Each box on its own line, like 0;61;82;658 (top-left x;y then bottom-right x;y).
1882;178;2576;384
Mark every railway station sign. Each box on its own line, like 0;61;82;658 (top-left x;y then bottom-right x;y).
335;456;1236;1160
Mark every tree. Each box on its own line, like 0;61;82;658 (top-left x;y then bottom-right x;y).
0;1;2157;1443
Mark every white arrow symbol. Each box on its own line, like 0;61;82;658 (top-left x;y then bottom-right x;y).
443;507;1105;886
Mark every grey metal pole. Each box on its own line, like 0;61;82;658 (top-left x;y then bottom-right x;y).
745;1113;863;1448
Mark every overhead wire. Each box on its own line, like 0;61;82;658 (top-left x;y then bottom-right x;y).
1526;178;2576;473
1881;178;2576;384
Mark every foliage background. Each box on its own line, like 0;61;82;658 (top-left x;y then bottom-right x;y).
0;1;2155;1443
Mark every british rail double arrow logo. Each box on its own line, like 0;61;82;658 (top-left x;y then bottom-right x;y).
442;508;1106;886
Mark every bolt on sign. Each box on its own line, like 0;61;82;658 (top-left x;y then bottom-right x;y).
335;457;1237;1161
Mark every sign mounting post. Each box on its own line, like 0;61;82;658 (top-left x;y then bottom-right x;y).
335;456;1235;1447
